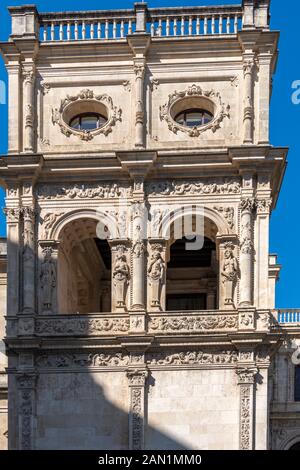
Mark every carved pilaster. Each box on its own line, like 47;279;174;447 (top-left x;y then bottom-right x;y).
39;241;59;314
110;241;130;312
4;207;22;316
239;198;255;307
242;56;256;144
236;366;258;450
127;368;149;450
147;239;167;311
217;235;238;310
22;64;36;153
22;206;36;314
17;374;37;450
133;61;146;148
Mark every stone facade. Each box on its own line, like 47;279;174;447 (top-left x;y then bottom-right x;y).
0;0;299;450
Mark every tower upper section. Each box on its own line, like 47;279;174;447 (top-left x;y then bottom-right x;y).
0;1;277;156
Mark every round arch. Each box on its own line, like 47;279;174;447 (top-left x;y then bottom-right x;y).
282;435;300;450
49;208;118;241
160;205;232;241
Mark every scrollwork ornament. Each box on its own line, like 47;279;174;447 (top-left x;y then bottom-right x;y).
159;84;230;137
52;89;122;141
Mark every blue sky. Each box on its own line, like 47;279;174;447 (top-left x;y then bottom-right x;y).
0;0;299;308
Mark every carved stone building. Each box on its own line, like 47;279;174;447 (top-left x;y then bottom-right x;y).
0;1;299;450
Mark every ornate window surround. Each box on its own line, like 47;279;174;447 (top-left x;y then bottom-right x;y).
159;84;230;137
52;89;122;141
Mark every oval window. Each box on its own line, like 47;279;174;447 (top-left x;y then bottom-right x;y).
175;108;213;128
69;113;107;131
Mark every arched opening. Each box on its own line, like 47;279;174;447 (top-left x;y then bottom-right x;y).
57;217;111;314
288;441;300;450
166;214;218;311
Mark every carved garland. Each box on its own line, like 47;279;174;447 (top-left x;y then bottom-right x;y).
159;84;230;137
52;89;122;141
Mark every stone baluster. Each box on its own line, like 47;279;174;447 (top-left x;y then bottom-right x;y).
239;198;255;307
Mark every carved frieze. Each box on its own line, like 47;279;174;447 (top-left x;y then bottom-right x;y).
37;182;132;200
148;313;238;333
35;317;130;336
147;349;238;366
36;352;130;369
146;178;241;197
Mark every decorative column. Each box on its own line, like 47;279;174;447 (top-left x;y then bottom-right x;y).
22;64;36;153
255;195;272;308
131;195;147;312
4;199;22;317
134;62;146;148
239;198;255;307
127;363;149;450
243;56;255;144
110;241;130;313
22;207;36;314
17;373;37;450
147;239;167;312
39;241;59;314
236;363;258;450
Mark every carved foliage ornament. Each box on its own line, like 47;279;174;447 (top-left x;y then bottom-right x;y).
160;84;230;137
52;89;122;141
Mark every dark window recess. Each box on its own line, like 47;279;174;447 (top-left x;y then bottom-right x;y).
175;108;213;127
167;293;207;311
295;366;300;402
94;238;111;270
69;113;107;131
168;237;216;269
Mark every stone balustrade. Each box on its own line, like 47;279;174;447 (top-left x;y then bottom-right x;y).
277;309;300;324
8;2;271;43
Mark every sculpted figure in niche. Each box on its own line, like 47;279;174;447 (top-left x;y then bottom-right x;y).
113;248;130;310
40;249;57;313
221;243;238;306
148;247;164;309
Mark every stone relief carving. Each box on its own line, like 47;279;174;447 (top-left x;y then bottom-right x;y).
35;317;130;336
148;245;165;310
52;89;122;141
36;352;130;369
149;77;159;91
214;206;235;229
236;367;257;450
148;314;238;333
221;242;238;306
37;182;132;200
3;208;22;223
17;374;36;451
40;247;56;314
146;178;241;196
240;198;256;214
256;198;272;214
147;350;238;366
42;213;63;239
127;370;148;450
123;80;132;92
159;84;230;137
113;246;130;310
240;221;253;255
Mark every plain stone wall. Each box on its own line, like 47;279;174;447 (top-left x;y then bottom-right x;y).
36;371;129;450
146;368;239;450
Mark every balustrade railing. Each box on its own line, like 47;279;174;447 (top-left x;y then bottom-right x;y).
277;310;300;324
38;5;244;43
39;11;136;42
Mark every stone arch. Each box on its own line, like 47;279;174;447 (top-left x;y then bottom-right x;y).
50;208;118;241
160;205;232;241
52;209;115;315
282;435;300;450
